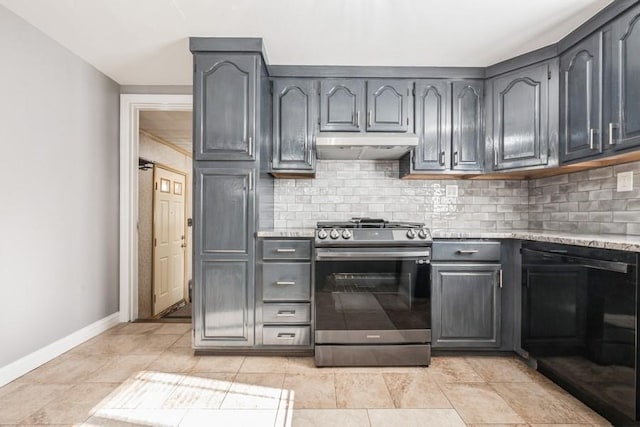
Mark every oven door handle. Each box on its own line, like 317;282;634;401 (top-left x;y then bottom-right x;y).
315;248;431;261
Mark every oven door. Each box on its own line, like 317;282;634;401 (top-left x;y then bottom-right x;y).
315;247;431;345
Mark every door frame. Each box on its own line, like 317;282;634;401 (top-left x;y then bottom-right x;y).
119;94;192;322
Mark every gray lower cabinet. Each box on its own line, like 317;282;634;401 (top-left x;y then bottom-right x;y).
560;32;604;163
194;167;255;347
194;53;258;161
611;4;640;152
432;263;502;348
366;80;412;132
451;81;484;171
272;78;316;172
258;238;313;349
320;79;365;132
489;60;556;170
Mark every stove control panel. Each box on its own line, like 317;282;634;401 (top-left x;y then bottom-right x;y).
315;227;432;244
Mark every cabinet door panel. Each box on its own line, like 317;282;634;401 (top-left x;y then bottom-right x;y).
560;34;601;162
194;54;256;161
432;264;501;348
613;7;640;150
366;80;411;132
413;81;449;171
492;62;549;170
200;260;253;344
196;168;252;255
320;80;364;132
273;79;316;170
452;81;483;170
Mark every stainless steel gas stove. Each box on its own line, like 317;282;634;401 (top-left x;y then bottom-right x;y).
314;218;432;367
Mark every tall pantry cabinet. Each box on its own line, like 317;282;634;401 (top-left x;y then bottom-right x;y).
190;39;273;349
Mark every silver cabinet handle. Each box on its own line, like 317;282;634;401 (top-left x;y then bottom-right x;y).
609;123;618;146
453;151;459;165
356;111;360;128
276;310;296;317
439;151;445;166
494;147;499;167
275;281;295;286
499;269;503;288
366;335;381;339
368;110;372;127
276;248;296;253
248;136;253;155
456;249;479;254
277;333;296;339
589;128;597;150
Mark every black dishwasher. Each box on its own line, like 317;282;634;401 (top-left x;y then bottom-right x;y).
521;241;639;424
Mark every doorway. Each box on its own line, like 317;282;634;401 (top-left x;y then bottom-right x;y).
136;110;193;321
119;94;193;324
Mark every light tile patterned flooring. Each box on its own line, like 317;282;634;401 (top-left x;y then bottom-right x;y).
0;323;611;426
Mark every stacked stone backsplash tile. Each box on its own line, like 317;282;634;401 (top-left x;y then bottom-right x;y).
274;160;529;230
528;161;640;235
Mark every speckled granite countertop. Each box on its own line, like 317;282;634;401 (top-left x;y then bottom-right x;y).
433;230;640;252
257;228;640;252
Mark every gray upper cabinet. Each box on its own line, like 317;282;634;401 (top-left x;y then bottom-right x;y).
560;33;603;163
611;5;640;152
272;79;316;171
366;80;412;132
451;81;484;171
320;79;365;132
432;263;501;348
490;61;551;170
194;53;257;161
412;80;450;171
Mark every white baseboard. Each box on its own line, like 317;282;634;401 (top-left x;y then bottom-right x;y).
0;312;121;387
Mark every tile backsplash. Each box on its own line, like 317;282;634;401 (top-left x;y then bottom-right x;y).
274;160;640;235
528;161;640;235
274;161;529;230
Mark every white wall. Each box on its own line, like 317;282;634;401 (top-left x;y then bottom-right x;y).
0;6;120;367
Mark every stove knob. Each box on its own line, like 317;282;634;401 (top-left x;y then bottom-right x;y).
317;229;328;240
418;229;428;239
342;229;352;239
330;229;340;239
406;229;417;239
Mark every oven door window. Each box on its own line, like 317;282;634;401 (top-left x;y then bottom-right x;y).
315;259;430;331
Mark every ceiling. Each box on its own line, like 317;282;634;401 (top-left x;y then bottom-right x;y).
139;111;192;152
0;0;613;85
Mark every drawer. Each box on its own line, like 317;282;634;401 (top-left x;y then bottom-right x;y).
263;326;311;346
432;241;501;261
262;240;311;261
263;303;311;324
263;263;311;301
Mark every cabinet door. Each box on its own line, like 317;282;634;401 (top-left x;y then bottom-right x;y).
412;81;450;171
272;79;316;171
491;62;550;170
366;80;412;132
611;6;640;151
194;54;257;161
319;79;364;132
199;260;253;344
451;81;484;171
560;33;602;162
193;167;255;347
432;264;501;348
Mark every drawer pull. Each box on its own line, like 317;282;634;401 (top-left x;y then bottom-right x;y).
366;334;381;339
276;310;296;317
275;281;296;286
276;248;296;253
456;249;479;254
277;333;296;339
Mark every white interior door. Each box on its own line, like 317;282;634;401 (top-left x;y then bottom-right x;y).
153;166;187;315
